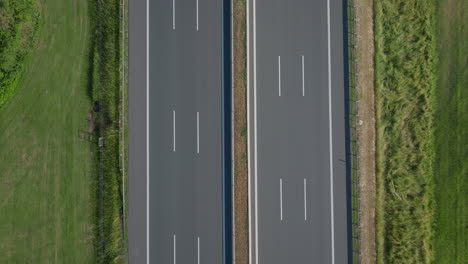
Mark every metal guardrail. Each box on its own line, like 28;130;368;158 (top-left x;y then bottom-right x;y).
119;0;129;261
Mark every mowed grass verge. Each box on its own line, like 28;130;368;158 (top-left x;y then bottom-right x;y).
0;0;96;263
433;0;468;262
374;0;437;263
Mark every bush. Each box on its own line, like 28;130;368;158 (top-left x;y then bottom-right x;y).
0;0;40;108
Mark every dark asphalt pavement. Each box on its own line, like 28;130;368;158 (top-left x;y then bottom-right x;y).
128;0;147;262
247;0;350;263
129;0;230;263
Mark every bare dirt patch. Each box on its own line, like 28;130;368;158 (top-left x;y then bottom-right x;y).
354;0;376;263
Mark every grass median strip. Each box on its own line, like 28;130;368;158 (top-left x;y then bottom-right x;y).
233;0;249;263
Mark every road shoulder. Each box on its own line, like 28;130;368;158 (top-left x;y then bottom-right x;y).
354;0;376;263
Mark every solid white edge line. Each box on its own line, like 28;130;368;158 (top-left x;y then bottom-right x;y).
173;110;176;152
246;0;253;262
302;55;305;97
197;112;200;154
173;0;175;30
146;0;149;263
198;237;200;264
304;178;307;221
196;0;199;31
278;56;281;97
280;179;283;221
174;234;177;264
327;0;335;262
253;0;259;261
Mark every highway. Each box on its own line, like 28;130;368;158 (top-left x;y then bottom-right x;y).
129;0;232;263
247;0;351;263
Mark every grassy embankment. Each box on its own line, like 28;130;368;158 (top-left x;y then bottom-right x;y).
433;0;468;263
0;0;40;108
89;0;126;262
0;0;96;262
374;1;437;263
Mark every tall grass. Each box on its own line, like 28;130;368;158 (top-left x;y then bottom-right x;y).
88;0;126;262
374;1;437;263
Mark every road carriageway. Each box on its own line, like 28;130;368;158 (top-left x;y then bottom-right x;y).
247;0;352;263
129;0;232;263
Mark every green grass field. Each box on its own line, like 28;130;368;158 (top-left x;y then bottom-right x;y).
0;0;96;262
374;0;437;263
433;0;468;263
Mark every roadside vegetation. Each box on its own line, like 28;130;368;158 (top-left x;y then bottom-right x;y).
374;0;437;263
0;0;126;262
0;0;41;108
433;0;468;263
88;0;126;262
0;0;95;262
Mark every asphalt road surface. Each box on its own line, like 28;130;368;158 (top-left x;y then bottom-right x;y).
129;0;231;263
247;0;351;263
